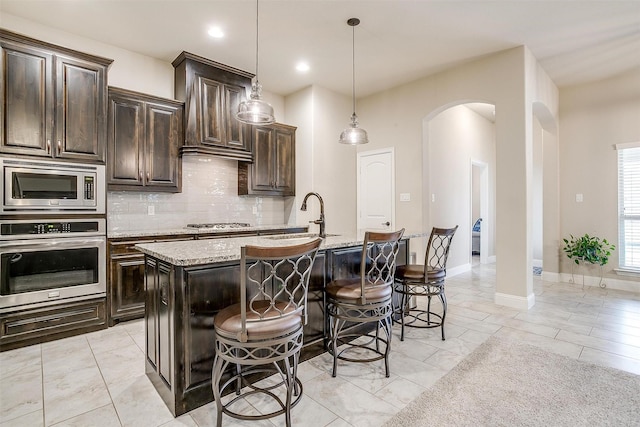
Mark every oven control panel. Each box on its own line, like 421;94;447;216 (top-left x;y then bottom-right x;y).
0;219;106;239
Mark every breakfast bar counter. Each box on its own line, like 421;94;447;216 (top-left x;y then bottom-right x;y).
136;231;416;416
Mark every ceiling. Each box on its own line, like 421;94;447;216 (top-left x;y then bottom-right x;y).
1;0;639;98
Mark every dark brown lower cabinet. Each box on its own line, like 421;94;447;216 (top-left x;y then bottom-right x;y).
108;235;194;326
144;239;407;416
0;298;107;351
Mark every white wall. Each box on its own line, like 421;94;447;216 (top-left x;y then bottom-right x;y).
532;116;544;265
559;68;640;280
427;105;496;268
2;13;174;98
284;85;355;235
472;166;481;223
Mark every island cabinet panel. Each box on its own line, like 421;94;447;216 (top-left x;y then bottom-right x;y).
145;259;174;397
181;263;241;403
145;258;159;371
172;51;253;161
143;238;407;416
305;252;327;344
0;29;111;163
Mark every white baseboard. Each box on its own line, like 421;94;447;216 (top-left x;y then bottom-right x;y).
551;272;640;293
487;255;496;263
541;271;560;283
494;292;535;310
448;263;471;278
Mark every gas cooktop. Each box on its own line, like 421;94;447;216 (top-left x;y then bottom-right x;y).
186;223;251;229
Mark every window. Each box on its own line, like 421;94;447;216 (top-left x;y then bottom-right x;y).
617;143;640;270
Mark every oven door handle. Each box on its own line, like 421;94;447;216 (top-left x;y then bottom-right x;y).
0;237;106;252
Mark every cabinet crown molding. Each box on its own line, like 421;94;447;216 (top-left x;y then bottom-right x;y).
0;29;113;67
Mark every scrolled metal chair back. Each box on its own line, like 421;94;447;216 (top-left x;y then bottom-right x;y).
360;229;405;302
424;226;458;276
239;238;322;341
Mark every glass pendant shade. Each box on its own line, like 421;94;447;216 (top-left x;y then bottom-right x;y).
339;113;369;145
235;0;276;125
340;17;368;145
236;82;275;125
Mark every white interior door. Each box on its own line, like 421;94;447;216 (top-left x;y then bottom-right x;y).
357;148;395;232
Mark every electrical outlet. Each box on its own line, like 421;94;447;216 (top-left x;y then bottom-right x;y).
148;205;155;215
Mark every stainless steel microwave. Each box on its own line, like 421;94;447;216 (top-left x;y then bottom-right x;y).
1;156;105;214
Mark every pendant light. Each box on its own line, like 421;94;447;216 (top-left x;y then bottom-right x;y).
236;0;276;125
339;18;368;145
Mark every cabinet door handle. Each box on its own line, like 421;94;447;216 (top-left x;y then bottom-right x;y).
57;140;61;152
147;172;150;181
46;139;51;154
139;171;143;181
160;282;168;306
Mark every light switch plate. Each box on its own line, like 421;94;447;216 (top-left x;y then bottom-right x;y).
400;193;411;202
575;193;583;203
148;205;155;215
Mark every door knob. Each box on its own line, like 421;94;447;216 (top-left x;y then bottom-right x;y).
382;221;390;226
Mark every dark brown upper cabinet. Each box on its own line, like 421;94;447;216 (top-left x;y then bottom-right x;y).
172;51;254;161
107;87;183;192
0;29;112;163
238;123;296;197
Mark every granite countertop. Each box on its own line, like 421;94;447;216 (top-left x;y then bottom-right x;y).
107;224;307;239
135;231;426;266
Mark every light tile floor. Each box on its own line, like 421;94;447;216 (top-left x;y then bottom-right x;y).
2;263;640;427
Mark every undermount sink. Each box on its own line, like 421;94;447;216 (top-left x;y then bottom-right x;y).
265;233;339;240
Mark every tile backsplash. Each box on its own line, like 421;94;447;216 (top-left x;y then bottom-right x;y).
107;156;286;232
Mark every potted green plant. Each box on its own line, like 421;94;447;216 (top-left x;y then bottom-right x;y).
562;234;616;288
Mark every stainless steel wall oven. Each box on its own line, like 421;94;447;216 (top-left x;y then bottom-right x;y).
0;218;106;312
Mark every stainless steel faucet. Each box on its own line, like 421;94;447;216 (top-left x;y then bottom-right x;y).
300;192;325;238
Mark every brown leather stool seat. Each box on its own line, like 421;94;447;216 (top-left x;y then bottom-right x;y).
326;278;392;303
396;264;447;282
326;229;404;378
393;226;457;341
214;300;303;341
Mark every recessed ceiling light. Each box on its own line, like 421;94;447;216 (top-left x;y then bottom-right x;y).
296;62;310;73
208;27;224;39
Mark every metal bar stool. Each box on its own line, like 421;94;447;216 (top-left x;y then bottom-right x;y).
393;226;458;341
326;229;404;378
211;238;322;427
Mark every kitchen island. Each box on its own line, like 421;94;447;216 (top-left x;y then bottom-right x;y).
136;232;414;416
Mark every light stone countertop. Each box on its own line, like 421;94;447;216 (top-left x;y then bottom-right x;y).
107;224;308;239
135;231;426;266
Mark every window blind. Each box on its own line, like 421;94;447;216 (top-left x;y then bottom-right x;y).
618;145;640;270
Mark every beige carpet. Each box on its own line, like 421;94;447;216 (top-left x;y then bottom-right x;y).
384;337;640;426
